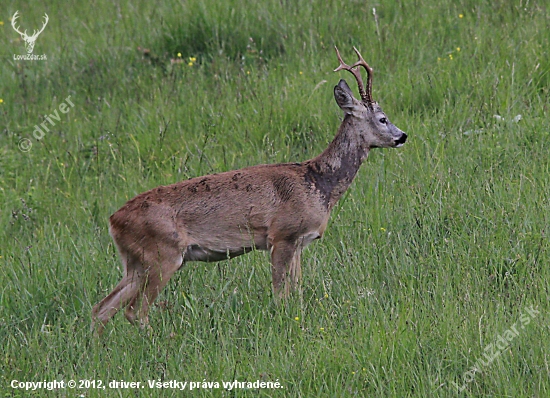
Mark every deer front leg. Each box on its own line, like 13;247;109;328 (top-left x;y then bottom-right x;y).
290;249;302;290
270;239;301;298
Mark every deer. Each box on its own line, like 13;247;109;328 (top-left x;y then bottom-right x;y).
11;11;49;54
91;47;407;334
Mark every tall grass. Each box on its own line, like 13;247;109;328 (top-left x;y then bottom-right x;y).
1;0;549;396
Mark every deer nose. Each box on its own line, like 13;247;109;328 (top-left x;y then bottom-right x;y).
395;132;407;147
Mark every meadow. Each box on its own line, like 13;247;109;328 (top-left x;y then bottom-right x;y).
1;0;549;396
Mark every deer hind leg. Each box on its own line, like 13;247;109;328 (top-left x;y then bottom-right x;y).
124;248;183;328
270;239;301;298
92;225;185;334
91;248;147;334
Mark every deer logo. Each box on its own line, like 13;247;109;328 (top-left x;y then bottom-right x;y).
11;11;49;54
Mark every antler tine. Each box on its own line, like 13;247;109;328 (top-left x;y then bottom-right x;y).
351;47;374;105
34;14;49;36
11;11;25;36
333;46;369;104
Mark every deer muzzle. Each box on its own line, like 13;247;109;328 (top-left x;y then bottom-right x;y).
395;132;407;147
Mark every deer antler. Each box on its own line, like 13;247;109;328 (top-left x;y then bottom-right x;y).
11;11;27;38
34;14;49;37
333;46;375;107
12;11;49;39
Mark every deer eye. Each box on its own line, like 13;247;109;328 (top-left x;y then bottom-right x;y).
379;117;387;124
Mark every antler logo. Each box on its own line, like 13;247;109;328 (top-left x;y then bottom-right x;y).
11;11;49;54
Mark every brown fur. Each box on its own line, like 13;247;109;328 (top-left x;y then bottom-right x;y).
91;50;407;334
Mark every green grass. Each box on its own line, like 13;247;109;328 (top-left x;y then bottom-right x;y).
1;0;549;396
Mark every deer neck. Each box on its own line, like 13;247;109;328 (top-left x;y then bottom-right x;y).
305;115;369;210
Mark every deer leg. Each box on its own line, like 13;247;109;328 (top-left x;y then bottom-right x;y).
91;251;146;335
126;250;184;328
289;249;302;290
270;239;299;298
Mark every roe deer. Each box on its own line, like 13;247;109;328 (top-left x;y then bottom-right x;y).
92;47;407;333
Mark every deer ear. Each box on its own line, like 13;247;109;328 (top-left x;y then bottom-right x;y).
334;79;362;116
336;79;353;95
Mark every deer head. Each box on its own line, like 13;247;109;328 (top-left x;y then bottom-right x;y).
333;46;407;148
11;11;49;54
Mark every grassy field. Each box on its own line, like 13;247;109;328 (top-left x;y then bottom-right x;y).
1;0;549;396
